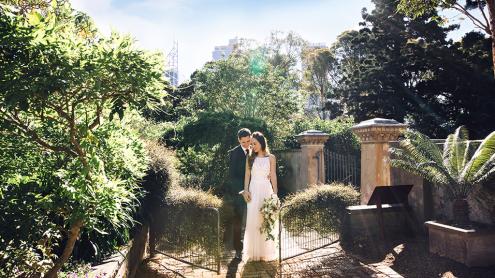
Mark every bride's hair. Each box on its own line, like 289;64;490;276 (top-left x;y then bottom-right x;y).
248;131;270;169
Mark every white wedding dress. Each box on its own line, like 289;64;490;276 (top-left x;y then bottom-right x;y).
242;156;278;261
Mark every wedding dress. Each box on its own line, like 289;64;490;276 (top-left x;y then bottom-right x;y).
242;156;278;261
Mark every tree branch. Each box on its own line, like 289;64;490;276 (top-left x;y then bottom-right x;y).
67;103;89;168
0;109;76;156
478;0;491;30
452;2;490;34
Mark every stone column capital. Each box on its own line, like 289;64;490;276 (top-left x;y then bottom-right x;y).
296;130;329;146
351;118;408;143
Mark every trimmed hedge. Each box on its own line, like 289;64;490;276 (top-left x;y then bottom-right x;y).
281;183;360;236
152;186;222;258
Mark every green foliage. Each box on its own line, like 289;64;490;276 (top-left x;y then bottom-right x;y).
170;111;272;192
260;195;280;241
0;119;149;274
302;47;341;118
166;185;223;209
284;116;360;154
0;2;165;275
281;183;360;236
390;127;495;200
139;140;180;221
182;49;304;141
153;185;223;258
330;0;495;138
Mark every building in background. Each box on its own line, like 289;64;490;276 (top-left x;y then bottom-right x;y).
212;37;256;61
165;40;179;87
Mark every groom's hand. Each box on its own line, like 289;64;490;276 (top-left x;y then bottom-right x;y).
242;190;251;203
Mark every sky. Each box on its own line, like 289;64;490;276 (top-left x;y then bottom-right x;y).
70;0;477;83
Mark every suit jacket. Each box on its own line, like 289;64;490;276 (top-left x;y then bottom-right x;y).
227;145;248;198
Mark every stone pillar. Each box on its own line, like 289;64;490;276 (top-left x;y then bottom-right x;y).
295;130;329;190
351;118;407;204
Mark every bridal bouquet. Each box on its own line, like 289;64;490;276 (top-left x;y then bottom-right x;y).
260;194;280;241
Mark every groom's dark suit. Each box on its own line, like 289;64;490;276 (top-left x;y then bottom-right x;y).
227;145;248;253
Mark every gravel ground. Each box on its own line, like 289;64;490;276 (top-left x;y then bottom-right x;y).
349;237;495;278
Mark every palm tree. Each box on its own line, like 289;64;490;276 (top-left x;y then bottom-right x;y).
390;126;495;225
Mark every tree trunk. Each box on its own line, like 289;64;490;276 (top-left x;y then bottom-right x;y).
487;0;495;78
44;220;84;278
452;198;470;226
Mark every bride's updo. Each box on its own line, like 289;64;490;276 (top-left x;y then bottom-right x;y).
248;131;270;169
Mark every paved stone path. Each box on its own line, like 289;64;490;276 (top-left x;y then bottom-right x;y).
136;242;403;277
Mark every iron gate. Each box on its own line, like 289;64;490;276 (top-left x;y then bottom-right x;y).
278;203;340;264
324;149;360;187
153;206;221;273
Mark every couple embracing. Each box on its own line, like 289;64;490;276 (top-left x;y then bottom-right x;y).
227;128;278;262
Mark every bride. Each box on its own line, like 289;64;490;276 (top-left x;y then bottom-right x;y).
240;131;278;261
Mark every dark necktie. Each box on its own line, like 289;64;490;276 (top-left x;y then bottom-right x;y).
245;149;248;156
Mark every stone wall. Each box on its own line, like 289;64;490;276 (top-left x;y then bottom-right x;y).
275;149;302;192
432;183;495;225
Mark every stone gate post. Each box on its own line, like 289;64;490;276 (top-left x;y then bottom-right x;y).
351;118;407;204
295;130;329;189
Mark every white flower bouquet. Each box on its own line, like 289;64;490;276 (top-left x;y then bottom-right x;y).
260;194;280;241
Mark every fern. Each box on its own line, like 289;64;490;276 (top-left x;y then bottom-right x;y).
391;128;495;199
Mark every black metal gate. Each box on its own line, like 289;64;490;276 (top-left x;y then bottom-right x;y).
277;202;340;269
153;206;221;274
324;149;360;187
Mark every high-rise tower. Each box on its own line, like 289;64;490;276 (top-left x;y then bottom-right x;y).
165;40;179;87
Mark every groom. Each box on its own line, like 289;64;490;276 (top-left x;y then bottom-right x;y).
227;128;251;259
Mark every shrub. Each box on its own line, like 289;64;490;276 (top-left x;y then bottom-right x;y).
152;185;223;258
139;141;180;218
283;116;359;155
281;183;360;236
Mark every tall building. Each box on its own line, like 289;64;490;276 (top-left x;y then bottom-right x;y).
212;37;256;61
165;41;179;87
307;42;327;49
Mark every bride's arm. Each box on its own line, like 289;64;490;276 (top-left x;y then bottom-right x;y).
242;157;252;202
269;154;278;195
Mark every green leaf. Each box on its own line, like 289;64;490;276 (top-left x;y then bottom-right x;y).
27;11;42;26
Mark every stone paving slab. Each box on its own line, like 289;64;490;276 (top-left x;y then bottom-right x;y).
136;243;403;278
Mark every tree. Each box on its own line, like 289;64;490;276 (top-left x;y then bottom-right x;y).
331;0;455;125
397;0;495;78
330;0;495;138
263;31;307;76
185;50;303;143
0;3;164;276
302;47;340;119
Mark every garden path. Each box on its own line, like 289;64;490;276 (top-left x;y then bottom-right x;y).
136;242;402;277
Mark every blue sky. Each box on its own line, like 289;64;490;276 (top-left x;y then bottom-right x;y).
71;0;476;83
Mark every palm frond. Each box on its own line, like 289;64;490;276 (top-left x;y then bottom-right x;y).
472;153;495;184
461;140;475;178
452;126;468;178
461;131;495;182
390;147;450;185
443;133;455;174
403;131;443;166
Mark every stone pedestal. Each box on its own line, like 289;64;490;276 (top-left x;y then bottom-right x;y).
425;221;495;267
351;118;407;204
295;130;329;189
342;204;415;247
